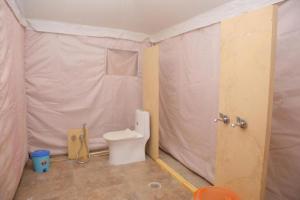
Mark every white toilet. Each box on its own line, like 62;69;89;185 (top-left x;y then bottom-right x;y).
103;110;150;165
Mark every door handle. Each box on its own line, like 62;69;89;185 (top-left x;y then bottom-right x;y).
231;117;247;129
214;113;230;124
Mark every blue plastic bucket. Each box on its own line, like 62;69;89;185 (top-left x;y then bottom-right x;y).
31;150;50;173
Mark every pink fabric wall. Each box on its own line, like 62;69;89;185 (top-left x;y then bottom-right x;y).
25;31;148;154
1;0;298;199
159;1;300;198
159;24;220;183
0;0;27;199
266;0;300;199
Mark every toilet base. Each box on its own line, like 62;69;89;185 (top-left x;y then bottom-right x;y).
108;138;146;165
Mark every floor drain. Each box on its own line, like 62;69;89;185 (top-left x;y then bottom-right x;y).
148;182;162;189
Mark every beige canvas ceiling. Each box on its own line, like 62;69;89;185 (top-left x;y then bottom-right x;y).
19;0;231;34
11;0;284;42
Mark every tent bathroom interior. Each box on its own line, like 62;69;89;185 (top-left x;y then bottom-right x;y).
0;0;300;199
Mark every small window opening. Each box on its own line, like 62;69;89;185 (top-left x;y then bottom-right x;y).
106;49;138;76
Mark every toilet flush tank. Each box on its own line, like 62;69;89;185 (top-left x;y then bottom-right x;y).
135;110;150;140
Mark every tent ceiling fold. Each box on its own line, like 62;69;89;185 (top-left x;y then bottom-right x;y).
8;0;285;42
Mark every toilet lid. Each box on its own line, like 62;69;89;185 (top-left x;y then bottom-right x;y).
103;129;143;141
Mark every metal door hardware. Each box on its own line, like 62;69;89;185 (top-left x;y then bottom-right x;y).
214;113;230;124
231;117;247;129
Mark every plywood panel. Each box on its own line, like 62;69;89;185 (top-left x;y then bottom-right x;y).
143;45;159;160
67;128;89;160
215;5;277;200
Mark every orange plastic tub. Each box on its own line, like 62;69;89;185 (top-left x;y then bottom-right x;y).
194;187;240;200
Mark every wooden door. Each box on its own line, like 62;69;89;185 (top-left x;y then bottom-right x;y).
215;5;277;200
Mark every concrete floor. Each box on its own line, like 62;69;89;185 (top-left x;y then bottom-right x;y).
159;150;211;188
14;155;192;200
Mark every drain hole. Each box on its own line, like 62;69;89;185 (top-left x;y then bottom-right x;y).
148;182;162;189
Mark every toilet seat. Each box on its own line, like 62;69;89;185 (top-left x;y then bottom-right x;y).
103;128;143;141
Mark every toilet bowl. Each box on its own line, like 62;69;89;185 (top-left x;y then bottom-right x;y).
103;110;150;165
